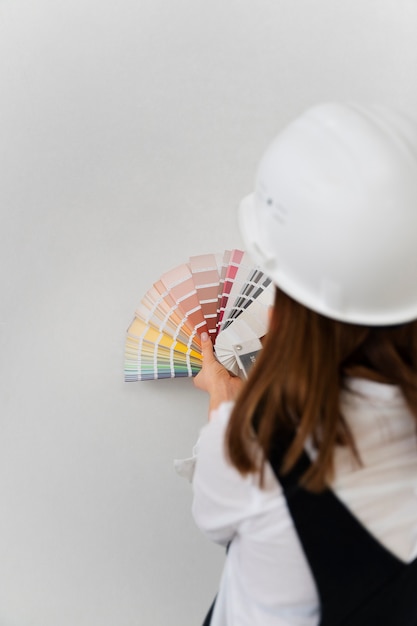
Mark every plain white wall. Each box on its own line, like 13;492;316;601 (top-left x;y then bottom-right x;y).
1;1;417;624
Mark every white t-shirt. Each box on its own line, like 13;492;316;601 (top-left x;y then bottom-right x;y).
191;378;417;626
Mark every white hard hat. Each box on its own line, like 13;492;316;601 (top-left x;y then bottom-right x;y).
239;102;417;325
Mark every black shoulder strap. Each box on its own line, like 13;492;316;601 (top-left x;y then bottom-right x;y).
268;444;417;626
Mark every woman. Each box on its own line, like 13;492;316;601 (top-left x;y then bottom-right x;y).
191;103;417;625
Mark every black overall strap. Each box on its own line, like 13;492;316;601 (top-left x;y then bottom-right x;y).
268;443;417;625
201;543;230;625
202;597;216;626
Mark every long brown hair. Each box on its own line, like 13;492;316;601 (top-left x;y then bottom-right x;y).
226;287;417;491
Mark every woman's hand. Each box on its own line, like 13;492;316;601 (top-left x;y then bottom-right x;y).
193;332;244;415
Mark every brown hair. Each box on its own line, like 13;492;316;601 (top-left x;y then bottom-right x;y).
226;287;417;491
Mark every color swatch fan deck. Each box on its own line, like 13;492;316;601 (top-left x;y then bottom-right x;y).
124;250;274;381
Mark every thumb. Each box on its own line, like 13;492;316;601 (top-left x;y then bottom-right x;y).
200;331;216;362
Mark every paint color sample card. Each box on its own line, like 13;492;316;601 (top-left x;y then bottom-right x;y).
189;253;222;340
124;250;274;381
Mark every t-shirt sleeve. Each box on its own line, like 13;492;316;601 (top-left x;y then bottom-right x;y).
191;402;262;546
